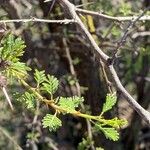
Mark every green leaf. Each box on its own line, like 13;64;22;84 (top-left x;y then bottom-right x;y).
58;96;84;113
6;62;31;79
95;124;119;141
41;75;59;95
0;34;31;79
73;57;81;65
34;69;46;86
21;92;36;109
78;138;92;150
66;75;77;86
101;127;119;141
119;2;132;16
0;34;26;62
101;117;127;128
101;93;117;115
96;148;104;150
26;131;40;142
42;114;62;132
111;26;121;38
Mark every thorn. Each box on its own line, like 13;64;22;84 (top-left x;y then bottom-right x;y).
2;87;14;110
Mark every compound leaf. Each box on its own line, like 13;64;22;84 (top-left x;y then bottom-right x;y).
42;114;62;132
58;96;84;113
41;75;59;95
95;123;119;141
21;92;36;109
34;69;46;86
1;34;26;62
101;93;117;114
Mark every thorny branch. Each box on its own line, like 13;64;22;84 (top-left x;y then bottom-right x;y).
0;0;150;124
58;0;150;124
112;6;150;60
0;18;76;24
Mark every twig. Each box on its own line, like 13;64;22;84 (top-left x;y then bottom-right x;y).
99;60;113;93
0;18;76;24
99;23;115;93
76;8;150;22
2;87;14;110
62;37;81;96
0;75;14;110
58;0;150;124
112;7;150;59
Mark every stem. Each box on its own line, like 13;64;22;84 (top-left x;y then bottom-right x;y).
19;78;108;123
2;87;14;110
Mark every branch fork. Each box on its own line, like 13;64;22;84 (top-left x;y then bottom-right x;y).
58;0;150;124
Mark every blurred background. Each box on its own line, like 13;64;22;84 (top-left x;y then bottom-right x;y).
0;0;150;149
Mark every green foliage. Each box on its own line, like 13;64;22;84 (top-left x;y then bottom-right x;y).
93;93;127;141
96;148;104;150
58;96;84;113
42;114;62;132
0;34;127;146
101;93;117;115
6;62;30;79
0;34;25;62
27;131;40;142
94;124;119;141
111;26;121;38
66;75;77;86
0;34;30;79
88;0;114;15
21;92;36;109
119;2;132;16
78;137;93;150
34;69;46;87
41;75;59;96
72;57;81;65
101;117;127;128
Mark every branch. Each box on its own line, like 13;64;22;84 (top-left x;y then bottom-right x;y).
58;0;150;124
132;31;150;39
0;18;76;24
112;7;150;59
76;8;150;22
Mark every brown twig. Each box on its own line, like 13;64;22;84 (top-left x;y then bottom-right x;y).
58;0;150;124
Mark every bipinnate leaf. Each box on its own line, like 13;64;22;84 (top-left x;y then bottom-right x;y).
101;127;119;141
34;69;46;86
41;75;59;95
78;137;92;150
102;93;117;114
22;92;36;109
102;117;127;128
0;34;31;79
58;96;84;113
6;62;30;78
42;114;62;132
95;123;119;141
1;34;26;62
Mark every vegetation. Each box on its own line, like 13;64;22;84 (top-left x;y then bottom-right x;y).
0;0;149;149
